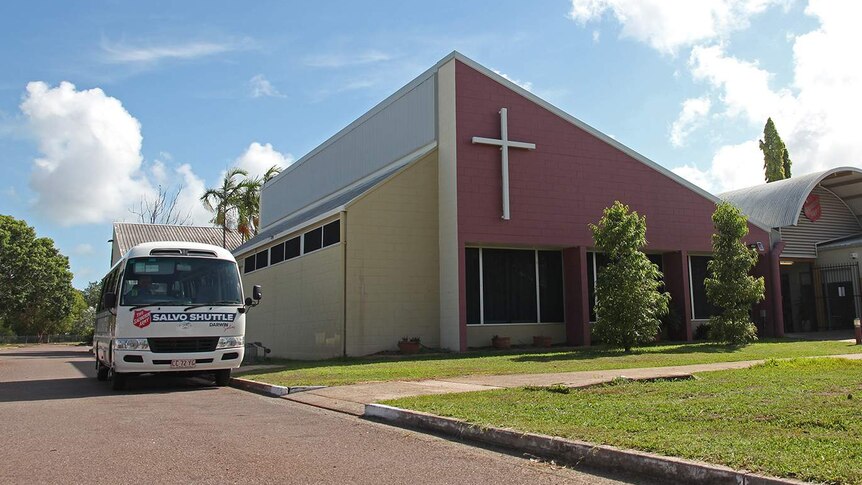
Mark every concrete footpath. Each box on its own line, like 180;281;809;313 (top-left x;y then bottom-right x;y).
262;352;862;416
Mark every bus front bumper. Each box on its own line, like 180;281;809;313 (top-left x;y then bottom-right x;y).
113;347;244;374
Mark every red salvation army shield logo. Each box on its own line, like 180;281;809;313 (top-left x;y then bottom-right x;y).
133;309;152;329
803;194;822;222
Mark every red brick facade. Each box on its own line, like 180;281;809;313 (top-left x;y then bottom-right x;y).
453;61;778;348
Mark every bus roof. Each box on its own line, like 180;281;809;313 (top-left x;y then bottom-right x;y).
122;241;238;262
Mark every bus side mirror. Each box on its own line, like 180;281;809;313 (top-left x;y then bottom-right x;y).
102;292;117;309
253;285;262;301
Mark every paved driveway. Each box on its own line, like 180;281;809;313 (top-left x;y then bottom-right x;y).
0;345;654;484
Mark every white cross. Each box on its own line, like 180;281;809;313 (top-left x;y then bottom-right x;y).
472;108;536;220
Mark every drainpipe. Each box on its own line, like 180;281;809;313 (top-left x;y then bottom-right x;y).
771;241;786;337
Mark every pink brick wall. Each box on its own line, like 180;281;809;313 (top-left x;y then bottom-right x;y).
453;60;773;344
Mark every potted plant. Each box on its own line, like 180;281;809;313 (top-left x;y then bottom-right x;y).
491;335;511;349
398;337;421;354
533;335;552;348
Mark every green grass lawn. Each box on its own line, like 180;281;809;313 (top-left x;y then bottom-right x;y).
385;358;862;484
239;338;862;386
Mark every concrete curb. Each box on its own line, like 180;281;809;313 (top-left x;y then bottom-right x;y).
230;377;325;397
364;404;811;485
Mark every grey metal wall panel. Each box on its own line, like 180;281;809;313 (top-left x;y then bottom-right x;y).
780;186;862;258
259;76;436;229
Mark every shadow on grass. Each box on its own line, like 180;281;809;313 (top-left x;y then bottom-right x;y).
238;339;782;377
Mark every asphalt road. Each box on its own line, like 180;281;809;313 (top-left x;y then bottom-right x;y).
0;345;658;484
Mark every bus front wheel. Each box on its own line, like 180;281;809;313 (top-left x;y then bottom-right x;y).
214;369;231;387
111;370;127;391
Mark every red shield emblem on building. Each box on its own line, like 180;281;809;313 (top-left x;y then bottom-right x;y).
803;194;822;222
133;309;152;329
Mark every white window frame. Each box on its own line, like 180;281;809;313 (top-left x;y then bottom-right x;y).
466;246;565;326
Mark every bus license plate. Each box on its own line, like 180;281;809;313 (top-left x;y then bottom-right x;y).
170;359;196;369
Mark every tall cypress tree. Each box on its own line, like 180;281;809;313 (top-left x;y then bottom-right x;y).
759;117;790;183
782;147;792;179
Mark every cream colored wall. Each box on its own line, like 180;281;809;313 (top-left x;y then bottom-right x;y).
437;59;461;351
241;243;344;360
345;152;440;356
466;324;566;348
817;246;862;266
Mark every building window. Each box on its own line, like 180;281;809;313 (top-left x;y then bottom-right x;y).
465;248;564;325
270;242;285;264
322;220;340;247
244;255;256;274
304;227;323;253
255;250;269;270
689;255;718;320
285;236;301;260
243;219;341;273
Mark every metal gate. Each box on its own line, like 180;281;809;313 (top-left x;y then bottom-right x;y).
812;263;862;330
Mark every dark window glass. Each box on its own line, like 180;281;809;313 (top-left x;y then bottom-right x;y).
538;251;564;322
482;249;537;323
244;255;256;274
465;248;480;324
120;257;242;306
690;256;719;319
648;253;663;273
285;237;301;259
270;243;285;264
304;227;323;253
588;252;609;322
322;220;340;247
256;250;269;270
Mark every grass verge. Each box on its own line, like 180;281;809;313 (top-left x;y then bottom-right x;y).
385;358;862;484
238;338;862;386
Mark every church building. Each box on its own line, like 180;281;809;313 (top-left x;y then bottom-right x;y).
234;52;783;359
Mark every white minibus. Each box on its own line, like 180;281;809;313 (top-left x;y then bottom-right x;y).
93;241;261;390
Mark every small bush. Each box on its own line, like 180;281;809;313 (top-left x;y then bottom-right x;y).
694;323;711;340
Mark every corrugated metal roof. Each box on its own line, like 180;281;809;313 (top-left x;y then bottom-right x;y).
720;167;862;228
113;223;244;255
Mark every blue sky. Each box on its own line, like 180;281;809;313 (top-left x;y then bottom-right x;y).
1;0;859;288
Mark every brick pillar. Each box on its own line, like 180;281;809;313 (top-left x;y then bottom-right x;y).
663;251;693;341
770;242;786;337
563;247;590;346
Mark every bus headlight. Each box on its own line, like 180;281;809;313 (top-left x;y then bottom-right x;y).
217;336;244;349
113;338;150;351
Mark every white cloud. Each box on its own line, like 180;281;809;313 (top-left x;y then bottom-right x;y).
568;0;781;55
234;142;293;180
689;44;795;124
101;38;251;64
304;50;393;68
670;96;712;147
21;81;154;225
492;69;533;92
174;164;213;225
674;1;862;193
673;141;764;193
249;74;285;98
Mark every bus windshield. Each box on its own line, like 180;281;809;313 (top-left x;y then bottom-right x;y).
120;257;242;307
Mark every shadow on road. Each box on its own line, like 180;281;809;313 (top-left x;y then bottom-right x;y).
0;373;220;403
0;349;93;359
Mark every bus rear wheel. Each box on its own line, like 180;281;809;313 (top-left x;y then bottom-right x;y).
214;369;231;387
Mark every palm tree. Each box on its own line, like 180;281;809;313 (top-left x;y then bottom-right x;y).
235;165;283;241
201;168;248;248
